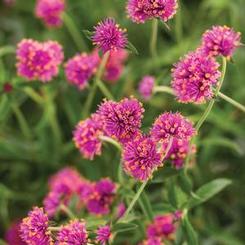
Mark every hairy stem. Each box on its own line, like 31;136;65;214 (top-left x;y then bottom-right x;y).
150;19;158;57
100;135;122;151
153;86;174;95
60;204;76;219
217;91;245;113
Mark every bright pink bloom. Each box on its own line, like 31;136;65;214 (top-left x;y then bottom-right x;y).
20;207;53;245
96;225;111;245
138;76;155;100
123;136;161;181
98;97;144;144
104;49;128;83
201;25;241;58
92;18;128;53
86;178;117;215
127;0;178;24
73;114;104;160
44;167;84;217
5;221;26;245
56;220;88;245
171;51;221;104
35;0;65;27
65;52;100;90
16;39;63;82
147;214;177;239
151;112;196;142
163;138;196;169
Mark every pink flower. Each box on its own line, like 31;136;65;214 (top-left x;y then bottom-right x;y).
96;225;111;245
123;135;161;181
35;0;65;27
103;49;128;83
73;114;104;160
171;51;221;104
98;97;144;144
117;202;126;218
127;0;178;24
92;18;128;53
44;167;84;217
150;112;196;142
138;76;155;100
5;221;26;245
147;213;177;239
201;25;241;58
86;178;117;215
163;138;196;169
20;207;53;245
65;52;100;90
56;220;88;245
16;39;63;82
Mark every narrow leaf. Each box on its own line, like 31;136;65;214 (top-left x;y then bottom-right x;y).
182;216;198;245
112;222;138;233
126;41;139;55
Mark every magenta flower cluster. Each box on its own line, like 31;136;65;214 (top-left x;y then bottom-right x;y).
65;51;100;90
92;18;128;53
5;221;26;245
127;0;178;23
139;211;182;244
16;39;64;82
138;75;155;100
35;0;65;27
171;25;240;104
96;225;111;245
56;220;88;245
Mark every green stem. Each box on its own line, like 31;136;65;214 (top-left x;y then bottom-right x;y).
195;57;227;132
175;1;182;43
121;181;148;221
22;87;44;105
63;12;88;51
48;226;61;232
217;91;245;113
12;104;32;140
83;52;111;118
60;204;76;219
153;86;174;95
97;80;114;100
150;19;158;57
100;135;122;151
0;45;15;57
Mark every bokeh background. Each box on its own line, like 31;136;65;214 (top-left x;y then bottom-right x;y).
0;0;245;243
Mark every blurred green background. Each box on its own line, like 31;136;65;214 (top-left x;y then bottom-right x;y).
0;0;245;243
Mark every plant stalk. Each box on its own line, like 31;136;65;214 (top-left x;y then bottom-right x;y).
150;19;158;57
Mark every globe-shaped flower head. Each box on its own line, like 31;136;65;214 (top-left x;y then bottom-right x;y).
127;0;178;24
96;225;111;245
56;220;88;245
20;207;53;245
201;25;241;58
138;75;155;100
171;51;221;104
151;112;196;143
16;39;64;82
73;114;104;160
123;136;161;181
65;52;100;90
98;97;144;144
35;0;65;27
92;18;128;53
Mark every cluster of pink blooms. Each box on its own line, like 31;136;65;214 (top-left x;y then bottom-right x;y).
127;0;178;23
35;0;65;27
16;39;64;82
15;167;117;244
171;25;241;104
138;75;155;100
43;167;117;217
74;96;196;181
140;211;182;244
92;18;128;53
4;221;26;245
65;51;100;90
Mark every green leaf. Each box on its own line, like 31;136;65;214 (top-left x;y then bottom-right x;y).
187;178;232;209
178;171;193;195
138;190;154;221
168;180;178;208
126;41;139;55
182;216;198;245
112;222;138;233
82;30;93;40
